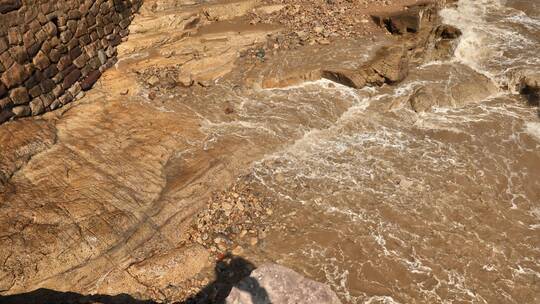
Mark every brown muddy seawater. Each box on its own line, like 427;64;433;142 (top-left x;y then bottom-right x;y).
196;0;540;303
0;0;538;303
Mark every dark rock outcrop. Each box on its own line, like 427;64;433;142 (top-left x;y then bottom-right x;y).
510;70;540;105
318;3;461;90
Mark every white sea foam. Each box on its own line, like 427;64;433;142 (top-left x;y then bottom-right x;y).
525;122;540;142
244;2;540;303
440;0;539;87
440;0;503;78
364;296;402;304
506;12;540;31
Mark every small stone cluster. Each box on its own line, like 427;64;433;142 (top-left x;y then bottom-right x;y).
137;65;194;99
185;181;274;256
249;0;395;49
0;0;142;124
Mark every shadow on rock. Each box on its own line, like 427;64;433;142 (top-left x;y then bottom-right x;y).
0;289;157;304
182;254;269;304
0;255;266;304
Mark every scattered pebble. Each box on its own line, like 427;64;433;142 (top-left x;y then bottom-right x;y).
185;180;273;256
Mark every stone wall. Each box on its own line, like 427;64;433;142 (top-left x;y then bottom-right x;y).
0;0;142;124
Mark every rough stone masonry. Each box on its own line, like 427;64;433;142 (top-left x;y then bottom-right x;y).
0;0;142;124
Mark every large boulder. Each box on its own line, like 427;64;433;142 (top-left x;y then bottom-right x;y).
321;68;367;89
370;46;410;83
408;64;499;112
422;24;463;62
320;46;409;89
226;263;342;304
508;69;540;105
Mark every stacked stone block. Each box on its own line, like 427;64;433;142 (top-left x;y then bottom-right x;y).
0;0;142;124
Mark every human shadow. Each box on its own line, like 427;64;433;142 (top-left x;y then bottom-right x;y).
182;253;270;304
0;289;157;304
0;254;269;304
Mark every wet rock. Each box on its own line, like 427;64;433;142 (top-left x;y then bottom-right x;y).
372;3;434;35
510;70;540;94
522;73;540;90
409;87;434;112
423;24;463;61
435;24;462;39
284;42;412;91
226;263;342;304
370;46;409;83
510;70;540;105
321;69;366;89
408;67;499;112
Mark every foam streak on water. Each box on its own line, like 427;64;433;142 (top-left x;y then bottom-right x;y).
242;0;540;303
441;0;540;86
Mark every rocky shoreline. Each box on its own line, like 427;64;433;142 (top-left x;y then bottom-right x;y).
0;0;465;300
1;0;539;303
155;2;474;299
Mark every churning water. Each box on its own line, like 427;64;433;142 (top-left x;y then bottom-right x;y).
226;0;540;303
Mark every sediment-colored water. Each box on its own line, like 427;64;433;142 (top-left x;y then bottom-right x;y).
207;0;540;302
1;0;538;302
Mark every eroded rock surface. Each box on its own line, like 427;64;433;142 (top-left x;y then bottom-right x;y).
0;0;283;298
1;0;527;303
259;2;462;90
